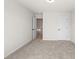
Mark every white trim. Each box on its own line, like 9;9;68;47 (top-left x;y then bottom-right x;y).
43;38;70;40
5;40;32;58
43;39;75;43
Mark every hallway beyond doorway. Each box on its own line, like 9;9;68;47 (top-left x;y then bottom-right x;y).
36;18;43;39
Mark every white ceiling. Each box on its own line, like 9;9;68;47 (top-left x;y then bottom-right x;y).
17;0;75;13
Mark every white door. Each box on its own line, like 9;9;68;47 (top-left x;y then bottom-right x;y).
57;16;71;40
32;16;36;40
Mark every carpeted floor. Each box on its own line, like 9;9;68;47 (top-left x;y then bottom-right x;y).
5;39;75;59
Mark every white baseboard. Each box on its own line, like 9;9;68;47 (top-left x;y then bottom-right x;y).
5;39;32;58
43;39;75;43
43;38;71;41
43;39;69;40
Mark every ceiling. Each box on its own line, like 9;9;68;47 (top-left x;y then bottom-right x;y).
17;0;75;13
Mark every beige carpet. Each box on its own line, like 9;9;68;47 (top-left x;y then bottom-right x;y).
5;39;75;59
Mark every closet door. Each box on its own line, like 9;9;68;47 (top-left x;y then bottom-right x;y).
57;15;71;40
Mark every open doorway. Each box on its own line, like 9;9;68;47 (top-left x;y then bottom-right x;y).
36;18;43;39
32;13;43;40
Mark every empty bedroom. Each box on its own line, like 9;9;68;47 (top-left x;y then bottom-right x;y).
4;0;75;59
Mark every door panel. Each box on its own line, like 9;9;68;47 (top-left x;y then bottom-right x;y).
32;16;36;40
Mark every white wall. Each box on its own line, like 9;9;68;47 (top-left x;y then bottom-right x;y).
43;12;73;42
4;0;33;57
35;13;43;19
